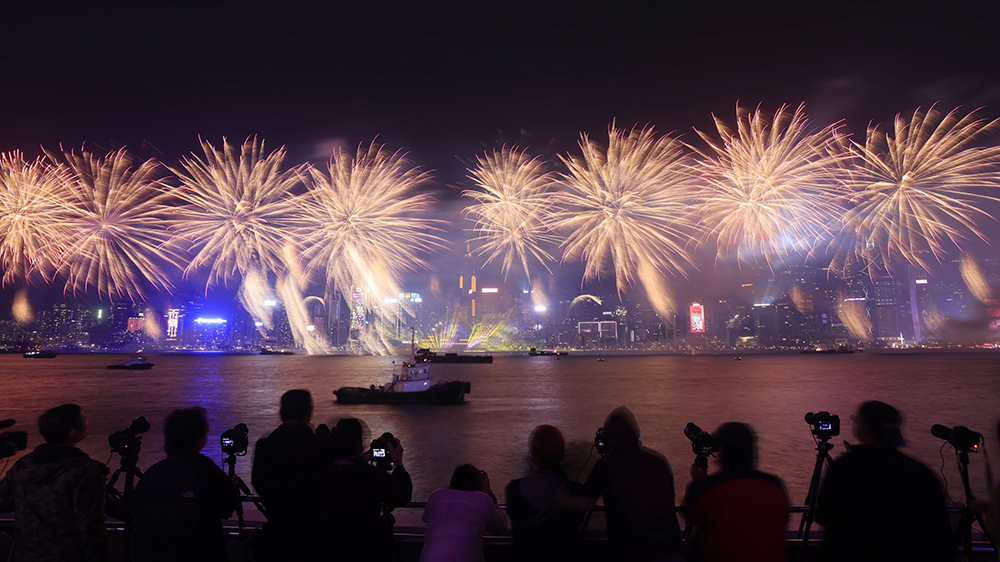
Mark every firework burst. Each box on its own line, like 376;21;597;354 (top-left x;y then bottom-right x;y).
296;142;445;349
464;146;558;281
169;137;304;286
553;124;700;315
835;106;1000;272
52;148;181;300
694;103;848;265
0;151;70;284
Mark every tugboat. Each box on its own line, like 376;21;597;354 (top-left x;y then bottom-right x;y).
415;348;493;364
334;339;471;405
260;347;294;355
107;356;154;370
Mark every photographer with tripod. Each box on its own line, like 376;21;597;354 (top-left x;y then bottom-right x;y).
682;422;789;562
133;407;239;562
0;404;109;562
816;400;951;562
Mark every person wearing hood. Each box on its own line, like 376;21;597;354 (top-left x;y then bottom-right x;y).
0;403;109;562
583;406;684;562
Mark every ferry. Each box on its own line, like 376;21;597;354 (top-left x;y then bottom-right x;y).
107;356;154;370
23;350;57;358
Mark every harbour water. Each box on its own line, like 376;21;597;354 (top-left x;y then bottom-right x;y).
1;352;997;505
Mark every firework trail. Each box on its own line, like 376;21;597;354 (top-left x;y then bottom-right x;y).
553;124;700;316
296;142;445;353
959;253;993;303
836;290;872;342
0;151;71;284
834;106;1000;273
464;146;558;281
694;103;848;265
52;148;182;300
169;137;304;285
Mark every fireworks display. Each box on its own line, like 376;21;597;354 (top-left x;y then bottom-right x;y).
169;137;305;286
694;103;848;264
835;107;1000;273
464;146;559;282
0;101;998;352
52;149;181;300
0;152;69;284
553;124;700;316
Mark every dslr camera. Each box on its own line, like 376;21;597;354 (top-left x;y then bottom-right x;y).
108;416;150;456
805;411;840;441
594;427;609;456
369;432;397;471
684;423;718;470
931;424;981;453
0;419;27;460
221;423;249;456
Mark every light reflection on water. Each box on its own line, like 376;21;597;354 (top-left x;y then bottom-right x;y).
2;352;997;505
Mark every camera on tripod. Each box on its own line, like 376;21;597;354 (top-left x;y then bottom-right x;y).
931;424;981;453
594;427;609;456
221;423;249;455
108;416;150;456
685;423;718;469
804;411;840;441
369;432;397;471
0;419;27;459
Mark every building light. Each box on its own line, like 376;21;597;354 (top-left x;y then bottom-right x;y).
481;288;498;293
306;325;315;331
263;300;277;307
194;318;227;324
915;279;928;285
384;298;398;304
254;321;264;327
534;305;547;312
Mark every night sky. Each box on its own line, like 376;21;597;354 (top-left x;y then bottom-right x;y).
3;2;1000;306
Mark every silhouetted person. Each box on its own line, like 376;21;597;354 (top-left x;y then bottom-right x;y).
584;406;684;562
311;418;412;562
505;424;589;561
0;404;109;562
252;389;319;561
816;400;952;562
421;463;506;562
683;422;789;562
133;407;240;562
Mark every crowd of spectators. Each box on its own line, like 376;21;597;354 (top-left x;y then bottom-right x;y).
0;394;994;561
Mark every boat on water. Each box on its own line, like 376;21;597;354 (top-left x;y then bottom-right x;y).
528;348;569;357
334;342;471;405
23;350;57;358
800;345;857;354
414;348;493;364
260;347;294;355
107;356;154;370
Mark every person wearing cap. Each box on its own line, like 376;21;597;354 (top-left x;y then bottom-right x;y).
815;400;952;562
583;406;684;562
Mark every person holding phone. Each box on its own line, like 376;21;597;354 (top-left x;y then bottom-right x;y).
421;463;507;562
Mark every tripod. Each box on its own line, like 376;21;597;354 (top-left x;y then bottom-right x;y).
106;451;143;562
953;450;997;560
796;439;833;559
222;451;265;530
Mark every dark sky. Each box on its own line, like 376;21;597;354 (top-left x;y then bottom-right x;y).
3;1;1000;305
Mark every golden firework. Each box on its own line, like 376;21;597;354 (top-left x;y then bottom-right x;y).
836;106;1000;272
694;103;848;265
464;146;558;281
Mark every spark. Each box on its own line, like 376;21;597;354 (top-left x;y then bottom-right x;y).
52;148;182;300
553;123;700;316
835;106;1000;273
169;137;304;286
464;146;558;281
694;103;848;265
296;142;445;354
0;151;70;284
